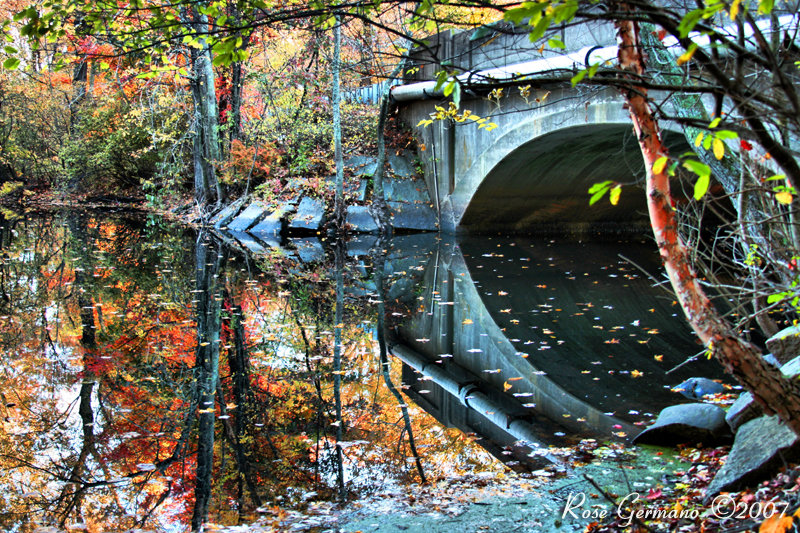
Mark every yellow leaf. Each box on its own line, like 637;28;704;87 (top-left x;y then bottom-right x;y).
759;515;795;533
631;369;643;378
694;132;704;147
652;156;668;174
776;191;794;204
609;185;622;206
677;46;697;66
462;318;473;325
713;138;725;160
654;354;664;362
503;381;512;391
730;0;742;19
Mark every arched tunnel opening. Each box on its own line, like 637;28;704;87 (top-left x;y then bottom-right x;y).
459;124;691;234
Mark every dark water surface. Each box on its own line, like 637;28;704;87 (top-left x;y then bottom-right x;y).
0;211;723;531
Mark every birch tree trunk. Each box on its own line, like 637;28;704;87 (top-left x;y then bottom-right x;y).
615;6;800;437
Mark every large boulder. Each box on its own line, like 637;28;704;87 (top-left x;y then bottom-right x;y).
227;201;268;232
212;197;247;229
385;179;431;203
289;197;325;231
344;155;378;177
673;377;726;400
250;201;295;237
766;325;800;364
725;355;800;432
388;154;417;178
632;403;732;447
346;205;379;233
706;415;800;499
291;237;325;263
388;201;438;231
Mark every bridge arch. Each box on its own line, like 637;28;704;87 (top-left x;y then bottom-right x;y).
403;89;689;233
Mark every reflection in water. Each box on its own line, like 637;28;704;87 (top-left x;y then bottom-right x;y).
0;212;721;530
393;236;722;462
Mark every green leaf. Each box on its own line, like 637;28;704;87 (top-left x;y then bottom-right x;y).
758;0;774;13
3;57;20;70
694;173;711;200
588;180;613;206
547;37;565;49
452;82;461;109
571;69;587;86
715;130;738;140
443;79;454;97
678;9;704;38
709;117;722;128
764;174;787;181
528;14;553;42
683;159;711;177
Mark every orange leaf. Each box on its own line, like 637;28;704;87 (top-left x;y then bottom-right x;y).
759;515;795;533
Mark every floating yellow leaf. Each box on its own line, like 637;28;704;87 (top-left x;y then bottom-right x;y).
776;191;794;204
654;354;664;362
631;369;643;378
503;381;512;391
462;318;473;325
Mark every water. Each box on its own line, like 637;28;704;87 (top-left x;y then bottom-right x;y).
0;210;723;531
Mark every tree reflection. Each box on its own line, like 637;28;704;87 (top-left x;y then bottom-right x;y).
0;212;504;531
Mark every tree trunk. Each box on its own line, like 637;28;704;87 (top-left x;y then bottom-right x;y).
615;8;800;437
333;239;346;502
332;15;345;228
184;5;224;211
191;232;224;530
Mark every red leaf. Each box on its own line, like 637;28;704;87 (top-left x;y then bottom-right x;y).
645;488;663;500
740;139;753;151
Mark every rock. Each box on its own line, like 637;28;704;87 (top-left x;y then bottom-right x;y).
673;377;726;400
346;235;378;257
344;155;378;177
354;179;369;202
212;197;247;229
766;325;800;364
725;355;800;432
227;201;268;232
388;154;417;178
385;178;431;203
289;197;325;231
726;392;760;433
251;201;295;237
388;201;438;231
291;238;325;263
632;403;732;447
229;231;268;254
346;205;379;233
706;415;800;499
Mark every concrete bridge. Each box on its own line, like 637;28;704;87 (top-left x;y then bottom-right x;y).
390;20;691;233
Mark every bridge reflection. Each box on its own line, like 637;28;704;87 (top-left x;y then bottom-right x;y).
389;236;724;466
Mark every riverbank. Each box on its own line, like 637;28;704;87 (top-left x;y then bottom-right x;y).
205;441;800;533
